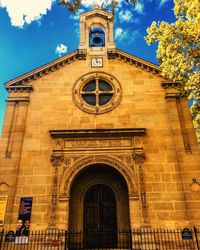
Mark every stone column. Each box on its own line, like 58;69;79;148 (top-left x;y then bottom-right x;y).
129;192;140;228
58;194;70;230
133;152;149;227
48;155;64;229
108;19;114;43
80;20;85;44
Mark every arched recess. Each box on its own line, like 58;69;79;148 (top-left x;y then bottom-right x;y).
68;163;131;231
60;155;137;198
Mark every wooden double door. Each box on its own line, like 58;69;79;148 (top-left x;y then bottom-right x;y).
84;184;117;248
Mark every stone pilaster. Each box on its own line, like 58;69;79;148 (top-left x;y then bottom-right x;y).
133;152;149;226
48;155;64;229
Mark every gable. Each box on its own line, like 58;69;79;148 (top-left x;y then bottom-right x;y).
4;49;162;92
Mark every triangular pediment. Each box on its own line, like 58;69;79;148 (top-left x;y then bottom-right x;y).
4;49;162;92
80;8;113;20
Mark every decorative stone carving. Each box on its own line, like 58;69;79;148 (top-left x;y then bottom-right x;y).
139;165;149;224
132;152;145;164
60;155;136;197
48;166;59;229
50;155;64;167
125;155;132;165
64;157;71;166
53;138;63;150
133;137;143;148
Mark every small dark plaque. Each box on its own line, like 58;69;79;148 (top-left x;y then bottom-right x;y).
18;197;32;222
182;228;193;240
5;231;15;242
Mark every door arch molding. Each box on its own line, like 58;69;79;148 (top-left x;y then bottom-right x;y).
59;155;136;198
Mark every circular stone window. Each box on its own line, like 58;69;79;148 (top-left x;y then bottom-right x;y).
73;72;122;114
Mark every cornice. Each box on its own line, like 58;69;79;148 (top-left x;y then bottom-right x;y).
49;128;146;138
4;48;164;92
109;49;161;76
80;8;113;20
161;81;181;89
5;85;33;93
4;50;78;91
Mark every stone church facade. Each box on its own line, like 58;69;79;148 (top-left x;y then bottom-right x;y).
0;7;200;233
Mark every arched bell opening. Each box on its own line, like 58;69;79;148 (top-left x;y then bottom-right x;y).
68;163;131;233
89;27;105;47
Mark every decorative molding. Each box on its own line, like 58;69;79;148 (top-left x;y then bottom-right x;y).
139;165;149;224
107;49;116;59
72;71;122;115
161;81;181;99
7;96;30;102
161;81;181;89
4;50;78;89
5;49;162;91
50;155;64;167
5;86;33;93
6;97;30;106
64;157;71;166
63;138;133;151
48;166;59;229
60;155;136;198
129;191;139;200
77;49;87;60
50;128;146;139
132;152;145;164
110;49;161;76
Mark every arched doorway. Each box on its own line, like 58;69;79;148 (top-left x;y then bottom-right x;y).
84;184;117;247
69;163;131;232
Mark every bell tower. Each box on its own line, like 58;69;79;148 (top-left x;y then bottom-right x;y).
78;5;116;57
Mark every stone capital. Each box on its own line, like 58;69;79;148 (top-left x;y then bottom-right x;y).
50;155;64;167
132;152;145;164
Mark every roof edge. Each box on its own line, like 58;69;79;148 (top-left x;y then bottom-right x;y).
5;50;78;89
115;49;160;74
5;48;162;90
79;8;113;18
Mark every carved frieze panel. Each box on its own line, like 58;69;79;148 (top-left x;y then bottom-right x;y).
64;138;132;150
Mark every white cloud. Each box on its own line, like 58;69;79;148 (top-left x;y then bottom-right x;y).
158;0;169;8
115;28;123;39
55;44;68;57
129;30;141;43
118;10;140;23
118;10;132;23
70;8;85;20
80;0;112;8
74;22;80;36
115;27;141;44
134;1;145;14
0;0;55;28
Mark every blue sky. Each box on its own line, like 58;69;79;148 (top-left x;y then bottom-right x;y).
0;0;175;134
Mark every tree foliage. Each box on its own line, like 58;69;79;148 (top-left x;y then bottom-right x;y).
59;0;136;15
145;0;200;143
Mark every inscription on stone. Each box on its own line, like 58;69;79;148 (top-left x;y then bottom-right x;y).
64;139;132;149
